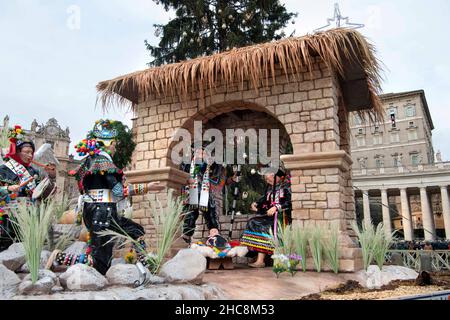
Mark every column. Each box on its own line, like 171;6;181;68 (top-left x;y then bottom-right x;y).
440;186;450;240
400;188;414;241
381;189;392;237
362;190;372;225
420;187;436;241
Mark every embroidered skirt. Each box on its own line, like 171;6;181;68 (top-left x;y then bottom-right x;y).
240;215;275;254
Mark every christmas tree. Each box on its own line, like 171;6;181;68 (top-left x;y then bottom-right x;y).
146;0;298;66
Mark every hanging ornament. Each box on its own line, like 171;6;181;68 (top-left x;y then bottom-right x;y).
228;14;233;20
218;9;222;14
251;169;256;175
222;23;227;29
242;192;249;200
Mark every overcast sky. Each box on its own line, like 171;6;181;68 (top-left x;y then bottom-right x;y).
1;0;449;160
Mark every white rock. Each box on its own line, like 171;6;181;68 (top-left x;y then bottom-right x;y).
0;264;21;299
12;284;228;300
0;243;26;271
381;265;419;285
20;250;51;273
356;265;419;289
60;264;108;291
147;274;166;285
18;269;58;295
106;264;140;287
159;249;207;284
64;241;88;255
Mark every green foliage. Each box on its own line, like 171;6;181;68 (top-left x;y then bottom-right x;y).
225;164;266;215
292;224;309;272
10;200;56;283
146;189;185;273
54;229;76;251
47;194;72;251
352;220;396;271
308;224;324;273
270;222;301;277
111;121;136;169
146;0;298;66
52;194;71;223
97;190;184;275
351;220;374;271
372;223;395;270
323;222;340;274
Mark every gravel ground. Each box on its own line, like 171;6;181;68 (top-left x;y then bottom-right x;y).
319;285;445;300
300;271;450;300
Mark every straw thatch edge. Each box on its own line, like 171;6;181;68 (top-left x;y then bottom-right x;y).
97;28;384;120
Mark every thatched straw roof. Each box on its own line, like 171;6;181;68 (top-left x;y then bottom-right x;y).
97;28;383;118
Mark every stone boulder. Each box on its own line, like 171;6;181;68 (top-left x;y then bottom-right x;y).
381;265;419;285
159;249;207;284
18;269;58;295
20;250;51;273
64;241;88;256
0;264;21;299
106;264;140;287
356;265;419;289
111;257;126;266
0;243;26;271
12;284;228;300
52;224;83;242
60;264;108;291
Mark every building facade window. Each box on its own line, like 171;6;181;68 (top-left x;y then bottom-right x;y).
373;134;383;145
375;155;384;168
388;107;398;119
410;153;420;166
393;153;403;167
356;136;366;147
405;105;416;117
390;132;400;143
408;129;418;141
354;114;362;126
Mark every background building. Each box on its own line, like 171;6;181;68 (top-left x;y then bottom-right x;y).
350;90;450;240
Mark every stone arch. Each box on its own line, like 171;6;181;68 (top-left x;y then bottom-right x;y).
166;100;293;169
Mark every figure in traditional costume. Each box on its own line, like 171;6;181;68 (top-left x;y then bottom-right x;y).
240;164;292;268
181;144;237;244
0;125;57;251
51;119;163;275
